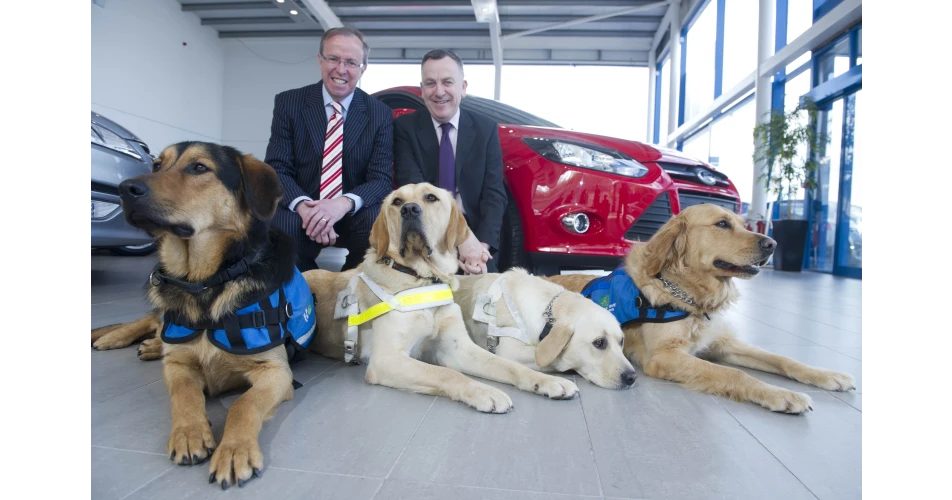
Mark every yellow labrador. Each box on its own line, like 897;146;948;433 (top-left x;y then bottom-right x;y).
455;268;637;389
304;183;579;412
547;204;855;414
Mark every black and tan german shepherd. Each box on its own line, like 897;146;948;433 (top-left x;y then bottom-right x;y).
91;142;316;489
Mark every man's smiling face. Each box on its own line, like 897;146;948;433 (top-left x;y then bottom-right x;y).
421;56;467;124
319;34;366;102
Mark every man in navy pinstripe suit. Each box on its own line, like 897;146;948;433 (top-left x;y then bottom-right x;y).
265;27;393;272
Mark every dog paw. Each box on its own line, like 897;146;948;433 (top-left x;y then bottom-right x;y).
761;390;813;414
167;420;216;466
529;375;579;400
461;384;513;414
137;337;164;361
92;334;134;351
804;369;856;392
208;436;264;489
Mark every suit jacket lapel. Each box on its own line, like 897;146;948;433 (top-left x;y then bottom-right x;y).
455;109;476;184
305;82;328;160
343;90;369;156
416;110;441;184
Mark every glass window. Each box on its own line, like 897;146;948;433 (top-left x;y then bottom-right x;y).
816;35;851;85
722;0;759;92
683;3;717;122
682;127;710;163
786;0;813;45
784;66;811;114
659;57;671;145
709;98;756;209
855;27;862;65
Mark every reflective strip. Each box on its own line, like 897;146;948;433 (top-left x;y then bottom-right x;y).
347;281;454;327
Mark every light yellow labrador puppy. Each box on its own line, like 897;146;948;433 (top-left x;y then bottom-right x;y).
304;183;578;413
455;268;638;390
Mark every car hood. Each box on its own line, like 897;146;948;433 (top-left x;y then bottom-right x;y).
91;111;144;143
501;124;712;168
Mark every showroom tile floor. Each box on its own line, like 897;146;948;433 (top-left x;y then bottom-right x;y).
91;249;861;500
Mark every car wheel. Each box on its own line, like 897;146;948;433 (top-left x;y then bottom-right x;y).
497;191;531;273
108;240;158;256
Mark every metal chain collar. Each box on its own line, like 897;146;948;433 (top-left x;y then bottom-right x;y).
657;276;697;307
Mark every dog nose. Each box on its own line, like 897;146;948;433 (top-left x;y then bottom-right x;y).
119;179;149;199
759;237;777;252
621;370;637;387
401;202;422;219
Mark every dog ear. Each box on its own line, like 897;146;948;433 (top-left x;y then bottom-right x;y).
535;323;573;368
440;200;472;253
369;209;391;258
239;154;284;221
642;215;687;276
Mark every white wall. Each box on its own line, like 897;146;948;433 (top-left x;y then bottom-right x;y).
91;0;224;151
221;39;325;160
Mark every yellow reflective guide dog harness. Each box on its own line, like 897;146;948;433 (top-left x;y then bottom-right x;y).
334;272;454;364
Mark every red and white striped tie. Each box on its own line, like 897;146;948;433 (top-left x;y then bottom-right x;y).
320;101;344;200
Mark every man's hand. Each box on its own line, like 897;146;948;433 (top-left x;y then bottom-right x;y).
296;197;354;246
458;234;491;275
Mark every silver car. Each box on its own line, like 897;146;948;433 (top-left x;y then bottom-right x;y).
91;112;157;255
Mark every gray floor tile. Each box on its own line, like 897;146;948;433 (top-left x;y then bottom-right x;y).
91;446;173;500
261;363;439;478
731;303;862;349
91;379;229;454
91;348;163;404
375;479;605;500
830;391;862;411
826;344;862;361
723;311;821;346
124;464;381;500
92;297;153;329
389;376;601;497
717;392;862;500
578;379;816;500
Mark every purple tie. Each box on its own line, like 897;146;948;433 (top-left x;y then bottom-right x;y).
438;122;455;194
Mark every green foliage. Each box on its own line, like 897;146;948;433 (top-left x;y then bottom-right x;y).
752;98;830;219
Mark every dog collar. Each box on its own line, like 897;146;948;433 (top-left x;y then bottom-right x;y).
150;258;251;293
377;255;443;284
656;274;697;307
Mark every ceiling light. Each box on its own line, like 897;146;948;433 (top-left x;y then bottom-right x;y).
276;0;284;3
290;9;298;15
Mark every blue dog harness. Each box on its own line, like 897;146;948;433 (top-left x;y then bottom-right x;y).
581;266;690;325
161;267;316;359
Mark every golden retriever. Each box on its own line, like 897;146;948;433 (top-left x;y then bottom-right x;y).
454;268;637;389
91;142;316;488
547;204;855;413
304;183;579;412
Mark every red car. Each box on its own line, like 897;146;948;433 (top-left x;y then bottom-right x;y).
373;86;742;275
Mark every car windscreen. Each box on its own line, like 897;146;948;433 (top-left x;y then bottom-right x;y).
376;90;561;129
460;95;562;128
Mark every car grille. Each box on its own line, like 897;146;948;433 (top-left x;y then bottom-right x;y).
657;162;730;187
624;192;672;242
677;190;741;213
92;181;120;197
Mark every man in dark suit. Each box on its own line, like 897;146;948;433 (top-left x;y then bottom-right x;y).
265;27;393;272
393;49;506;274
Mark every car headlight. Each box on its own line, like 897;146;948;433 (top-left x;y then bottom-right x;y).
91;121;143;160
522;137;649;178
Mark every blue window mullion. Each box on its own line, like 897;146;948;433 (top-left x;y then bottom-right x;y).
678;32;687;130
714;0;725;98
772;0;789;112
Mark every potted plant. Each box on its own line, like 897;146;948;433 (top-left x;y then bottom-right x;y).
752;98;830;272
